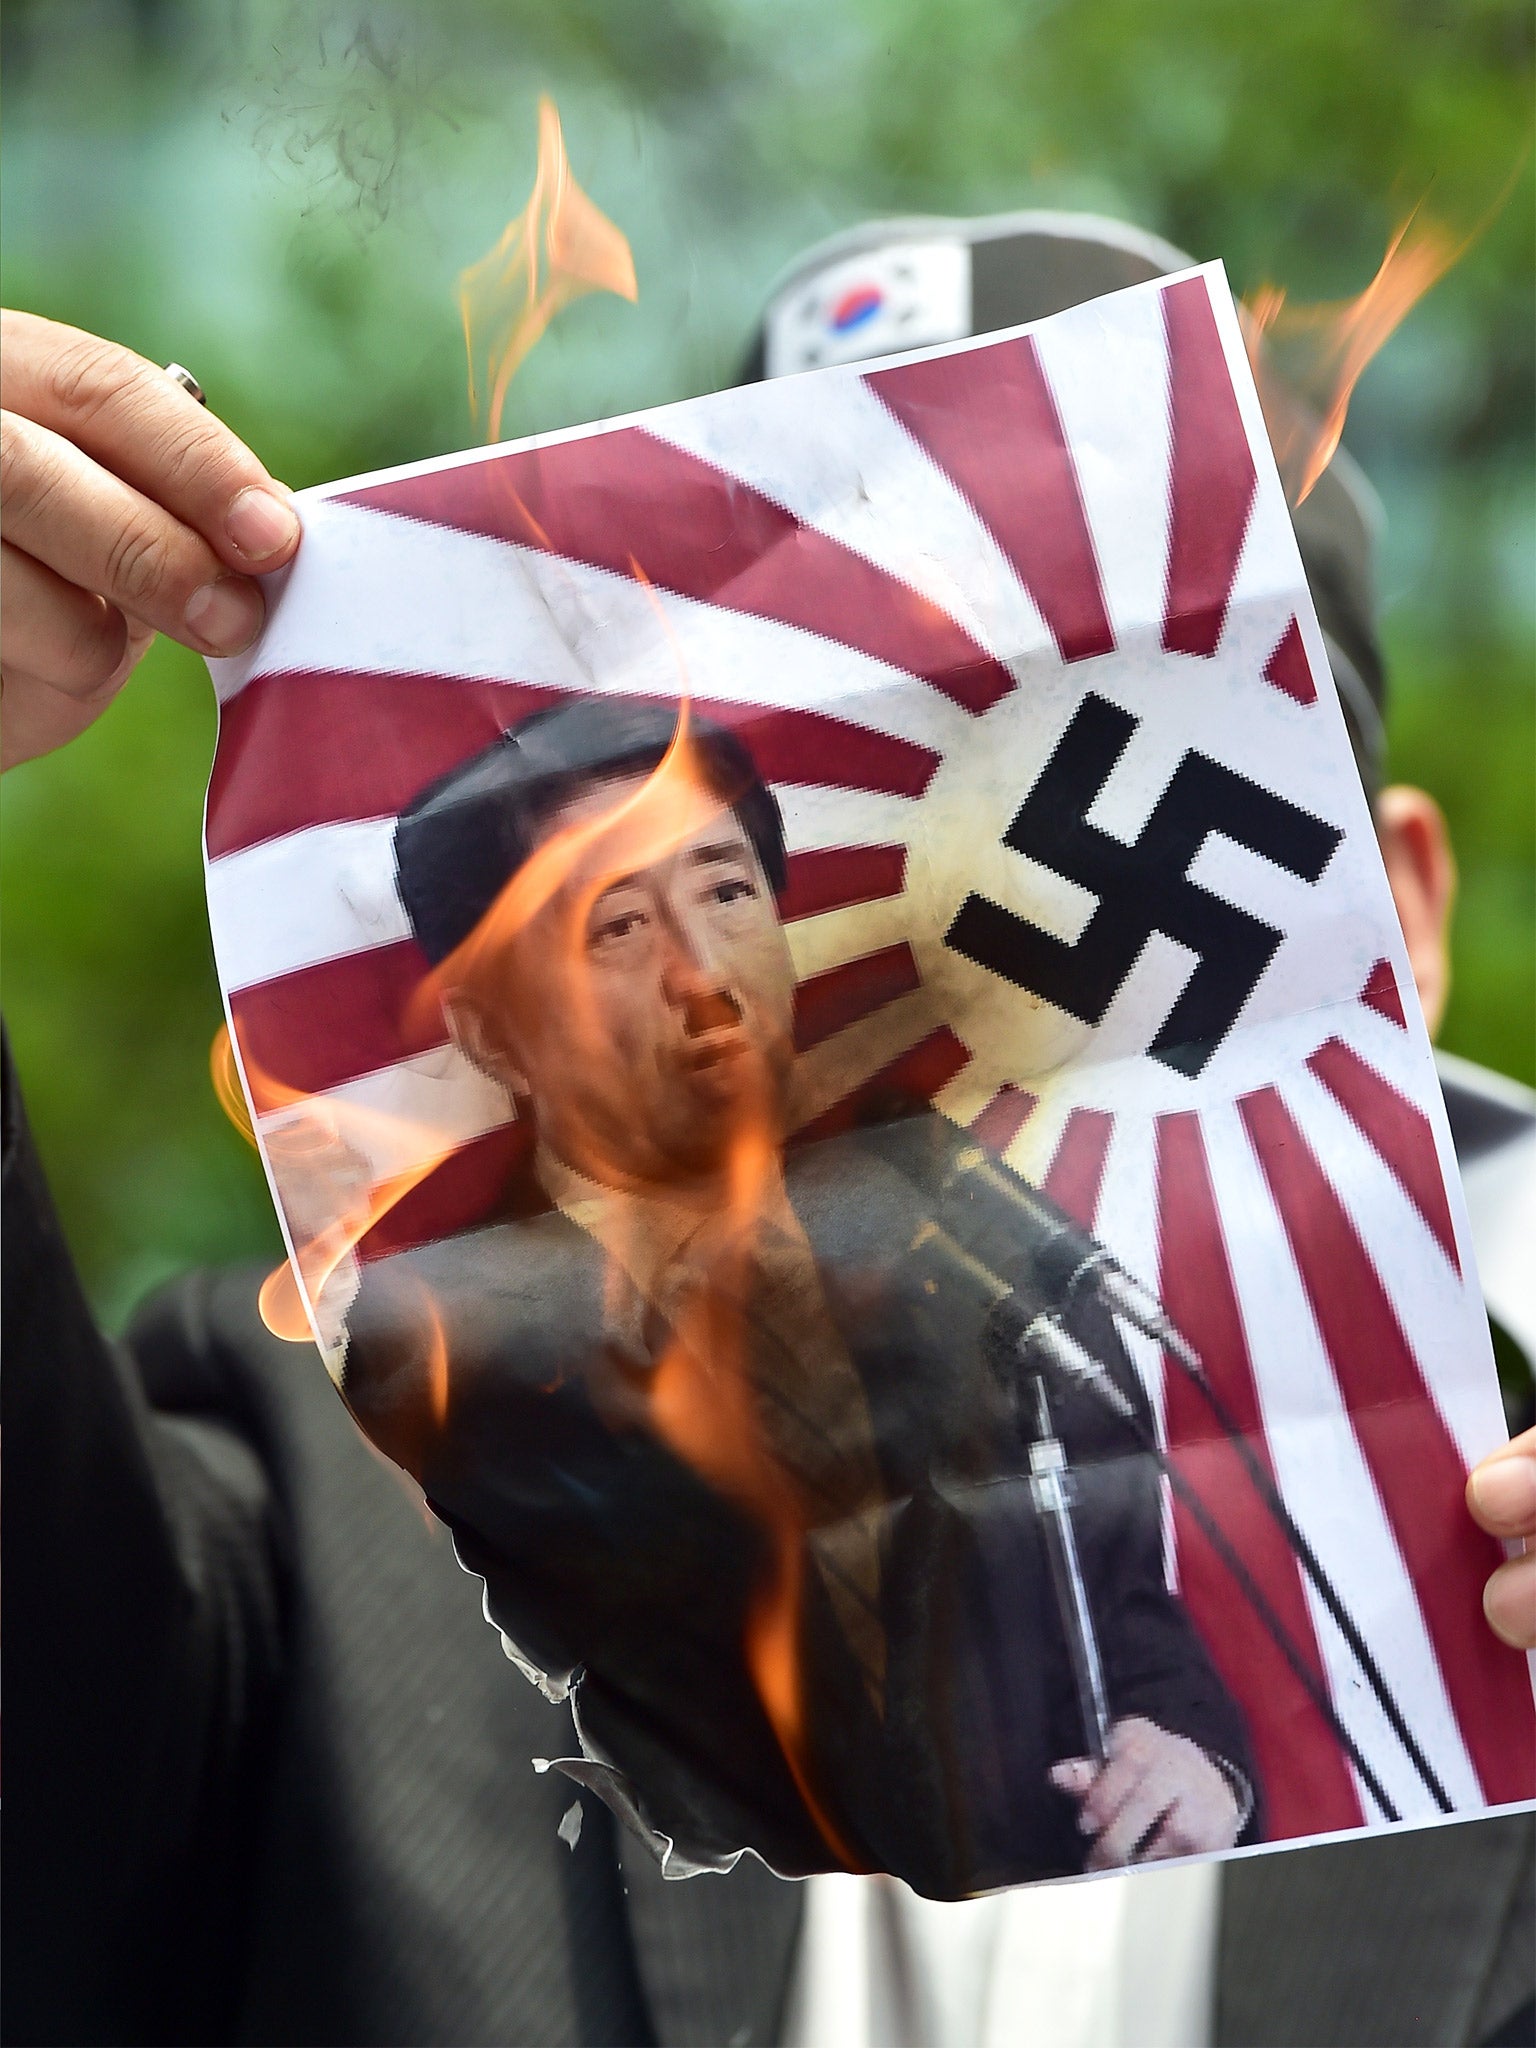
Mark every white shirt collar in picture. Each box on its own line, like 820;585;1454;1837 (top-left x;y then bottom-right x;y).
763;240;972;377
783;1861;1221;2048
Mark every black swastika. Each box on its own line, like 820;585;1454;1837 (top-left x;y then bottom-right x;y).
946;693;1344;1077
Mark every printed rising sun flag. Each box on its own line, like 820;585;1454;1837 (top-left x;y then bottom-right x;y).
204;263;1535;1854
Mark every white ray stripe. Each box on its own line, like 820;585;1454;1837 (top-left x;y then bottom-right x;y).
1344;996;1435;1091
492;533;965;753
208;783;923;997
1187;265;1316;634
1280;1065;1505;1475
1221;379;1318;624
999;1089;1078;1192
1220;468;1312;636
209;818;408;992
1335;1004;1482;1285
647;377;1060;676
785;898;914;985
1090;1108;1177;1590
212;501;968;761
212;499;591;703
789;991;946;1131
257;1046;514;1190
930;1060;1029;1139
1031;288;1174;654
1089;1108;1166;1415
772;782;921;855
930;1066;987;1132
1338;999;1473;1212
1203;1097;1482;1818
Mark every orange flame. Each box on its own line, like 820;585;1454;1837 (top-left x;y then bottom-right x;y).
421;1287;450;1428
211;1021;256;1145
459;94;638;443
251;1152;449;1344
406;700;868;1864
1244;197;1479;505
211;1019;459;1374
646;1116;870;1872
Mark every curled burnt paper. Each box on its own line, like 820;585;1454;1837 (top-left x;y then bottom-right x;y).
204;264;1535;1897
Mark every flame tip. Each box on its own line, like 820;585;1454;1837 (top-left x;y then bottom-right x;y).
460;92;638;443
1243;184;1492;506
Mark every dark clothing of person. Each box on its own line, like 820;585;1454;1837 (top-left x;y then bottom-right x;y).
341;1112;1252;1897
5;1045;1531;2046
3;1045;798;2047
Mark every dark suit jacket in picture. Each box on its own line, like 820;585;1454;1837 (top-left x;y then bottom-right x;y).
341;1109;1253;1898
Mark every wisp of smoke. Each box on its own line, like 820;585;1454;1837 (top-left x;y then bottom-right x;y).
226;4;462;231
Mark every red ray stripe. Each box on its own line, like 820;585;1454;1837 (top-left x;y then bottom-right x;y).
1040;1107;1114;1226
339;431;1015;715
1156;1110;1364;1837
1239;1085;1535;1805
793;1026;971;1145
231;940;442;1101
793;943;922;1054
1360;958;1407;1030
1161;277;1257;658
969;1084;1038;1156
210;670;939;859
209;672;558;860
357;1123;531;1263
1307;1039;1460;1274
865;340;1115;665
699;703;937;801
779;844;907;923
1262;615;1317;705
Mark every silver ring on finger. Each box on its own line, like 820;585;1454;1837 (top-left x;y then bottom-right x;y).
163;363;207;406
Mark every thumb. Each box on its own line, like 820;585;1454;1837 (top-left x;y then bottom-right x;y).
1467;1428;1536;1539
1049;1757;1097;1798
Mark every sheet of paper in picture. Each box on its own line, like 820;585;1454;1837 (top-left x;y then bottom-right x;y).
202;262;1536;1897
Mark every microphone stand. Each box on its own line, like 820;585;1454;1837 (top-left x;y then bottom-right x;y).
939;1222;1447;1824
1064;1256;1454;1819
1021;1371;1112;1765
1069;1359;1408;1823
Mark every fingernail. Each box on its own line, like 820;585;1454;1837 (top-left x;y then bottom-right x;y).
186;576;264;654
225;486;299;563
1483;1558;1535;1650
1469;1456;1536;1529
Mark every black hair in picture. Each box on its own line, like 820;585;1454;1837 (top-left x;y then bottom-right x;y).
393;697;788;966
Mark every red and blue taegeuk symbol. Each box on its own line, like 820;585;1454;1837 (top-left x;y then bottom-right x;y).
827;283;884;335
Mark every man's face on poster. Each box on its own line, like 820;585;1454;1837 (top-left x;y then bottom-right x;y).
450;770;797;1188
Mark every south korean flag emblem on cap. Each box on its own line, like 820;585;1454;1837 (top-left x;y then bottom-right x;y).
764;240;971;377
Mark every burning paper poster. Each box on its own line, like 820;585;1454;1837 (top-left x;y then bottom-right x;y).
203;262;1535;1897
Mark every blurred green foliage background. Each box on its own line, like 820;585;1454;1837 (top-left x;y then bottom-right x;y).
3;0;1532;1324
